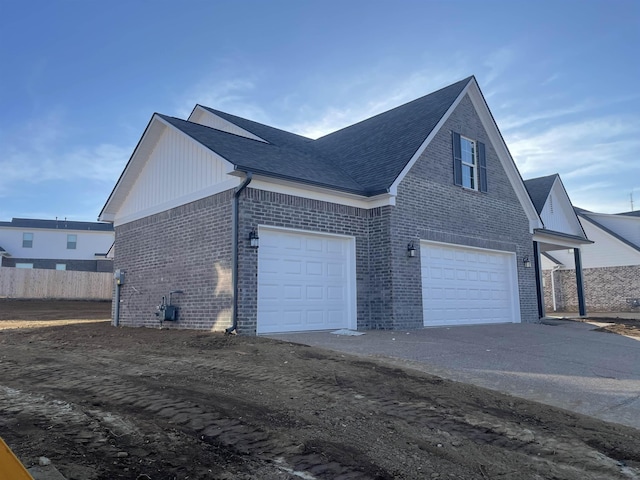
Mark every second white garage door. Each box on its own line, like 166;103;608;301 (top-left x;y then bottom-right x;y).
257;228;355;334
421;242;520;326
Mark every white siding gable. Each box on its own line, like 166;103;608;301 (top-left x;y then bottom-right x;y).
189;106;268;143
540;179;584;237
114;121;239;226
542;219;640;269
585;213;640;248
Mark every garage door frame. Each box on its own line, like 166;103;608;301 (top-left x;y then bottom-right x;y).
420;240;521;326
256;225;357;334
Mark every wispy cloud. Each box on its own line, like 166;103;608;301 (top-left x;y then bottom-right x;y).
510;115;640;176
285;68;468;139
0;113;130;197
175;75;268;122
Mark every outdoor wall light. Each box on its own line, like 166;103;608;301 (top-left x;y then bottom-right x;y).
407;241;416;258
248;228;259;248
523;256;532;268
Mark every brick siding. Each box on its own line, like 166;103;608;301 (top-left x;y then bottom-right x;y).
543;265;640;312
389;94;538;326
113;190;233;330
111;94;538;333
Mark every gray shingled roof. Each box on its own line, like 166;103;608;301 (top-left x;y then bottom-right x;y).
158;115;367;194
162;76;473;196
523;174;558;214
617;210;640;217
0;218;114;231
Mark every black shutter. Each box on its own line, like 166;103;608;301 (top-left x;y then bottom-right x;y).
477;141;487;192
452;132;462;186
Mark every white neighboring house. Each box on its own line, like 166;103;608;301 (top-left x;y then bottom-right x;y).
0;218;114;272
523;174;592;316
540;207;640;312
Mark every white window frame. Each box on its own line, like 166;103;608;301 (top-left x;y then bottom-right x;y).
460;136;477;190
22;232;34;248
16;263;33;269
55;263;67;271
67;234;77;250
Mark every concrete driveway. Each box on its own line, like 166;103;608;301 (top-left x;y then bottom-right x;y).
268;320;640;430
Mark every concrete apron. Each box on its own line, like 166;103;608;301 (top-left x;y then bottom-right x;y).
268;321;640;430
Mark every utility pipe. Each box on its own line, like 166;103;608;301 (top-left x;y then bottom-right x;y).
114;283;121;326
551;265;561;312
226;172;253;334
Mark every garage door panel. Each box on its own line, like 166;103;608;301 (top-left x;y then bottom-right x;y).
422;242;518;326
306;261;323;275
306;285;324;300
257;229;353;334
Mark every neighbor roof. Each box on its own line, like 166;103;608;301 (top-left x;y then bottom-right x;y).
164;76;474;196
524;174;558;214
0;218;114;231
617;210;640;217
574;209;640;253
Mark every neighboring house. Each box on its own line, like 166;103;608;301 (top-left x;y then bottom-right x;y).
524;174;593;315
539;204;640;312
0;218;114;272
101;76;575;334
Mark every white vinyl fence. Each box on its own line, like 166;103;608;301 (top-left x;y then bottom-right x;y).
0;267;112;300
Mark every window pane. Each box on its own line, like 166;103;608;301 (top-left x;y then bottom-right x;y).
461;138;475;165
22;232;33;248
56;264;66;270
462;165;473;188
16;263;33;269
67;234;77;250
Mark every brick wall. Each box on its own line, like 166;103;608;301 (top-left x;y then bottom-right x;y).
391;94;538;326
113;190;233;330
543;265;640;312
236;189;376;334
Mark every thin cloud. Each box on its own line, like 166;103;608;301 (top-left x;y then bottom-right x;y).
175;75;268;122
0;113;130;197
285;68;468;139
509;115;640;178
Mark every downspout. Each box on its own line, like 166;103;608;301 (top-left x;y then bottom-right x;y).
551;265;561;312
226;172;253;334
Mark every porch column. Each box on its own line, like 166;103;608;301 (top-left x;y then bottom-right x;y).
533;242;545;318
574;248;587;316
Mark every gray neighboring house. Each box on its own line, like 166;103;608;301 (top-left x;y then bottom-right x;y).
0;218;114;272
101;76;571;334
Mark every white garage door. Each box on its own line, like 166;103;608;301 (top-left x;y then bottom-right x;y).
421;242;520;326
257;228;355;334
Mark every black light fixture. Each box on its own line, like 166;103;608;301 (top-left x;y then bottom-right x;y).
407;241;416;258
248;228;259;248
523;256;532;268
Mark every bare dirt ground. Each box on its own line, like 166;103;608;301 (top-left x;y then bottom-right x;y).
1;300;639;480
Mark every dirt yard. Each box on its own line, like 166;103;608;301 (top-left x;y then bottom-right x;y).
1;300;639;480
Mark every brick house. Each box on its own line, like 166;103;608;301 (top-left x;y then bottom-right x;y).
100;76;572;334
0;218;114;272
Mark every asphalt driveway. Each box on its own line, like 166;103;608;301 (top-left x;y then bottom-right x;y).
268;320;640;430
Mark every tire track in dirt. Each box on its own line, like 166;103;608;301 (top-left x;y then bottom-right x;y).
1;338;638;480
0;345;391;479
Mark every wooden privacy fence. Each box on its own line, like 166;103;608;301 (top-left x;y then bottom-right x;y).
0;268;112;300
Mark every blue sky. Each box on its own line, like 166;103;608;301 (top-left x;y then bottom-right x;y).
1;0;638;221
